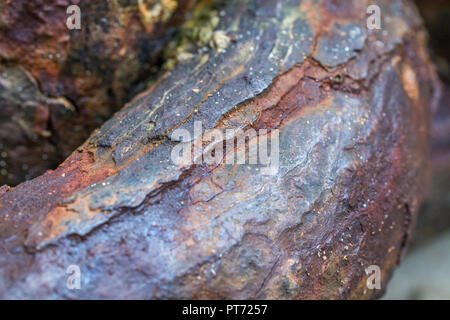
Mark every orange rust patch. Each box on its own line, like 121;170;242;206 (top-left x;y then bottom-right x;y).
0;146;117;244
401;64;420;102
49;148;116;198
218;60;330;132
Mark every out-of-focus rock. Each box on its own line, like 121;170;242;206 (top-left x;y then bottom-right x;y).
0;0;441;299
0;0;197;186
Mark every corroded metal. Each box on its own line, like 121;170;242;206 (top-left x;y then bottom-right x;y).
0;0;441;299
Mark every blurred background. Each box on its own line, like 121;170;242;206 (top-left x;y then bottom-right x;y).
0;0;447;299
384;0;450;299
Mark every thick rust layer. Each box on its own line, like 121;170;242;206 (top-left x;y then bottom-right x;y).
0;0;442;299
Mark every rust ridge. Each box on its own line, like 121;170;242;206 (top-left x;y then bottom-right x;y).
0;0;442;299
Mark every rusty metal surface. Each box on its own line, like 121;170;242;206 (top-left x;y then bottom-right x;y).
0;0;442;299
398;0;450;249
0;0;197;186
